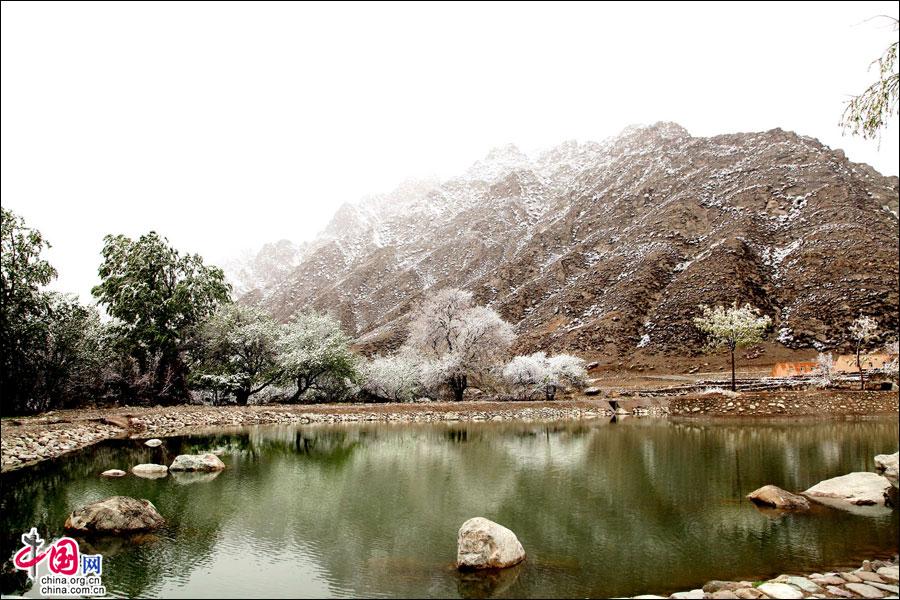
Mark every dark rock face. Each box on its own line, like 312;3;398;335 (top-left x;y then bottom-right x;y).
235;123;898;356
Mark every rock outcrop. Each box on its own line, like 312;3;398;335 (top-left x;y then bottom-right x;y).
64;496;165;534
169;454;226;472
457;517;526;570
746;484;810;510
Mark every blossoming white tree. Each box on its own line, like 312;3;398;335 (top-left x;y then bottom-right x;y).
404;288;513;401
502;352;587;400
885;340;899;380
849;315;878;390
503;353;546;399
193;303;281;405
278;311;358;402
814;352;835;388
693;302;772;391
361;352;423;402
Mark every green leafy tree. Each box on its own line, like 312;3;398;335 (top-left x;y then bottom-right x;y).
36;293;109;410
0;208;57;414
277;311;358;403
694;302;772;391
92;232;230;404
193;303;282;405
841;17;899;139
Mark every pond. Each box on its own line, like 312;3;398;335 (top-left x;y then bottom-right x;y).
1;416;897;598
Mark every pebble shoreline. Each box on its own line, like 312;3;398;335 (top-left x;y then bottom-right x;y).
630;557;900;599
2;389;897;473
2;401;657;471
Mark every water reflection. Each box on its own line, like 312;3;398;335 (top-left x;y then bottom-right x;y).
0;418;897;598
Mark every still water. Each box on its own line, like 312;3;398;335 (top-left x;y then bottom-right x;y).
1;417;897;598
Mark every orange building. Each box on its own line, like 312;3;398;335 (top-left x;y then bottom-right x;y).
770;361;818;377
833;353;894;373
769;353;895;377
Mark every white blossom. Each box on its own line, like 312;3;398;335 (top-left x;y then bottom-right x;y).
404;288;513;401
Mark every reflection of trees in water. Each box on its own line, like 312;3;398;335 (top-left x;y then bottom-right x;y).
0;419;897;598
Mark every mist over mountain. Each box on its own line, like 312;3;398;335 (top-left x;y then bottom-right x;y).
231;123;899;357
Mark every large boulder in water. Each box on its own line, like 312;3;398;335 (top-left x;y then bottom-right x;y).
169;453;226;472
131;463;168;479
747;485;809;510
803;472;893;515
875;452;898;489
457;517;525;570
65;496;164;534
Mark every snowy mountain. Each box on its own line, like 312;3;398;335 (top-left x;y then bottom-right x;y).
233;123;899;356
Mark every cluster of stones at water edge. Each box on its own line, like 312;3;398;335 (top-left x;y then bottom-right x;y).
1;423;123;470
632;557;899;599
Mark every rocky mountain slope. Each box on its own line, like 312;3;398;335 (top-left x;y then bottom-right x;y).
234;123;899;357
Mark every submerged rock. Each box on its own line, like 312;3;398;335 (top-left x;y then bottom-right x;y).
169;453;226;472
457;517;525;570
746;485;810;510
144;438;163;447
65;496;164;534
131;463;168;479
803;472;893;514
171;470;222;485
100;469;127;478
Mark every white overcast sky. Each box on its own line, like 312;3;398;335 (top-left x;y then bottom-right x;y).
2;1;899;302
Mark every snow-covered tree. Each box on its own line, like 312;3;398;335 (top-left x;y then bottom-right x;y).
503;352;587;400
361;353;423;402
694;302;772;391
193;303;281;405
814;352;835;388
849;315;878;390
278;311;359;402
404;288;513;401
885;340;899;380
503;353;547;399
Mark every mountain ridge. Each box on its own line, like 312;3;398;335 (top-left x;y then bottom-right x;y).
233;123;899;357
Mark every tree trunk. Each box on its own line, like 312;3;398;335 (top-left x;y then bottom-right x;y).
857;344;865;390
730;346;736;392
235;389;250;406
449;374;467;402
545;384;557;402
289;377;307;403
